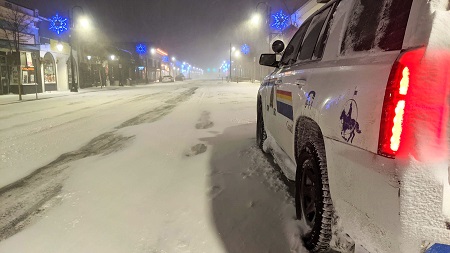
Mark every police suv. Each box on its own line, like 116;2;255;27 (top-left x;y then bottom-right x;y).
256;0;450;252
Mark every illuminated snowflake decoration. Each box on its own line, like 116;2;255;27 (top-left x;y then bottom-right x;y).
136;43;147;54
271;10;290;31
49;14;69;35
162;56;169;63
220;61;230;73
241;44;250;55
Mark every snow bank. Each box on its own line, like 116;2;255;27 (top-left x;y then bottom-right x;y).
263;132;297;181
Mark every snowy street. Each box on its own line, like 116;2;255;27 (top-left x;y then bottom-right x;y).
0;80;307;253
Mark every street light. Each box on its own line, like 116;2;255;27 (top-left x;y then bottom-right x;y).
251;13;261;26
254;2;277;80
68;5;89;92
255;2;272;51
229;44;241;82
87;55;91;60
56;42;64;52
79;16;90;29
171;57;176;61
150;48;156;54
110;55;116;60
255;2;271;22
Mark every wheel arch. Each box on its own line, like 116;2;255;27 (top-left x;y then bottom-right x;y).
294;116;326;164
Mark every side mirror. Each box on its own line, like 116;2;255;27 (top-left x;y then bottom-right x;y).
272;40;285;54
259;54;278;67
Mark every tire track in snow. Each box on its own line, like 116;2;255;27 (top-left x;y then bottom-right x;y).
117;87;198;129
0;132;135;241
0;86;198;241
0;92;165;133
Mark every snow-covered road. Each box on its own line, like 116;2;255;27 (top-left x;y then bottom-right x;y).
0;80;308;253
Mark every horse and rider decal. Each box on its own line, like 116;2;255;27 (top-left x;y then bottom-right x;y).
340;99;362;143
305;91;316;109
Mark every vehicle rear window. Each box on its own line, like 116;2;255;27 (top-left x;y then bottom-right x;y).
298;5;333;61
341;0;413;54
314;3;337;59
280;20;311;65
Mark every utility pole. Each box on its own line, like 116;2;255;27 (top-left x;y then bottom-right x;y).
229;43;232;82
69;6;85;92
253;56;256;83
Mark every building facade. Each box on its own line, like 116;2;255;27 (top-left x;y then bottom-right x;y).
291;0;325;28
0;0;41;95
39;38;74;92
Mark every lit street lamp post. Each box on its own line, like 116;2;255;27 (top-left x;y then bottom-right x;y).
68;5;87;92
86;55;91;86
229;44;236;82
255;2;272;52
229;43;232;82
171;57;176;78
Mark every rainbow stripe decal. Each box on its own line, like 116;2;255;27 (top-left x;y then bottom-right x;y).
276;90;293;120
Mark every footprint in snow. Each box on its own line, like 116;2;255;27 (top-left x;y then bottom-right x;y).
184;143;207;157
208;185;223;199
195;111;214;129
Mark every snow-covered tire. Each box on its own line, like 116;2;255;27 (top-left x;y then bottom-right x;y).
256;97;267;150
296;142;332;252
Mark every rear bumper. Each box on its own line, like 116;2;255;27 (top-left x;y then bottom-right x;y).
398;160;450;252
323;138;450;253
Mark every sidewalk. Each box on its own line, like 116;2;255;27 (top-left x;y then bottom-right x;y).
0;83;151;106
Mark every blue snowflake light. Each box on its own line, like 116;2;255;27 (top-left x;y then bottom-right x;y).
162;56;169;63
220;61;230;73
136;43;147;54
271;10;290;31
241;44;250;55
49;14;69;35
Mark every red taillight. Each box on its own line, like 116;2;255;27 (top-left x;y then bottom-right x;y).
378;48;426;158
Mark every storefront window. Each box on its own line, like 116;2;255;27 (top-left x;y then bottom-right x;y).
11;66;19;85
43;53;56;84
9;52;37;85
21;67;36;84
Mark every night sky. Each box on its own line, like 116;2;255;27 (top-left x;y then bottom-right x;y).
12;0;307;68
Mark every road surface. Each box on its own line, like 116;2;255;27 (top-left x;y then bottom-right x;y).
0;80;306;253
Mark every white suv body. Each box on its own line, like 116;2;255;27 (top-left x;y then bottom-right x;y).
257;0;450;252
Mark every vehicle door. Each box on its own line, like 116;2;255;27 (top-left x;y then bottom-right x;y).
273;3;336;160
261;72;279;138
267;20;311;154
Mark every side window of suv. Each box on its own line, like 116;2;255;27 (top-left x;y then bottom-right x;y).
297;5;333;61
341;0;414;54
280;20;311;66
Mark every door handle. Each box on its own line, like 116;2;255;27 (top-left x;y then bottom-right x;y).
295;79;306;87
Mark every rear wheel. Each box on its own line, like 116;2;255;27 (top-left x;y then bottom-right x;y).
296;143;332;252
256;98;267;150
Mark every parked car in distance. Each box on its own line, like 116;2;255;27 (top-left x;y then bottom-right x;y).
161;75;174;83
257;0;450;252
175;74;185;81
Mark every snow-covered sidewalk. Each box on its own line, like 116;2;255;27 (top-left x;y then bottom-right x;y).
0;80;166;105
0;87;116;105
